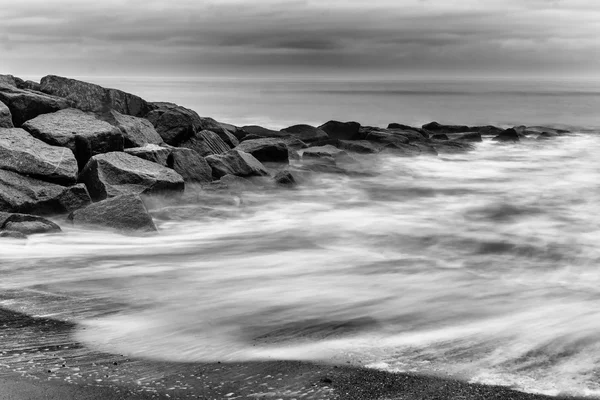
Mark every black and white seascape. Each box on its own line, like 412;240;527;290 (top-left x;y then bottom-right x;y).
1;2;600;400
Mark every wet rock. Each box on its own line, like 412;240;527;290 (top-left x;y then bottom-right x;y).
0;83;71;126
515;125;570;136
214;174;257;191
68;194;157;232
40;75;154;117
422;121;471;133
432;141;476;153
145;102;201;145
381;142;425;156
79;152;185;201
125;144;172;166
387;122;421;131
0;128;78;185
0;100;13;128
240;125;289;139
302;145;357;166
235;138;289;163
206;150;269;179
273;170;296;186
1;213;61;235
101;110;163;148
0;230;27;239
360;130;410;146
338;140;383;154
281;124;329;143
475;125;504;136
536;132;555;140
22;108;124;169
447;132;482;142
318;120;361;140
0;170;91;214
167;147;213;183
179;129;231;157
431;133;449;141
493;128;520;142
362;127;427;143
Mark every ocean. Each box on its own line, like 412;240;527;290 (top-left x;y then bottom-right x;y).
2;77;600;397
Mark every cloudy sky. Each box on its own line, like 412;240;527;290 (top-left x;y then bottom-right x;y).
1;0;599;79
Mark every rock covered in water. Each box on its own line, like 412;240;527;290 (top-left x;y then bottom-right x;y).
447;132;482;142
235;138;289;163
206;150;269;179
0;170;91;214
0;128;78;185
431;141;476;153
0;230;27;239
0;212;61;235
101;110;163;148
273;170;296;186
318;120;361;140
40;75;154;117
0;100;13;128
68;194;157;232
79;152;185;201
0;83;71;126
338;140;383;154
493;128;520;142
281;124;329;143
178;129;231;157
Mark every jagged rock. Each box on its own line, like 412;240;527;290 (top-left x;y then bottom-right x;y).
338;140;383;154
273;170;296;186
205;150;269;179
220;122;249;140
493;128;520;142
39;75;153;117
79;152;185;201
422;121;471;133
0;84;71;126
240;125;289;139
381;143;423;156
475;125;504;136
213;174;257;191
167;147;212;183
387;122;419;131
281;124;329;143
0;170;91;214
431;134;449;140
20;80;41;91
318;121;361;140
22;108;124;168
178;129;230;157
431;141;476;153
360;129;410;146
0;213;61;235
125;144;171;166
235;138;289;163
194;116;239;147
145;102;200;145
68;194;157;232
447;132;482;142
100;110;163;148
411;142;438;155
0;75;17;87
0;100;13;128
0;128;78;185
381;127;429;142
302;145;356;166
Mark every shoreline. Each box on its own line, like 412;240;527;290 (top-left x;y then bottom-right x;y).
0;307;588;400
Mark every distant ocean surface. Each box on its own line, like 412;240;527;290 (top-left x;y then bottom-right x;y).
40;76;600;130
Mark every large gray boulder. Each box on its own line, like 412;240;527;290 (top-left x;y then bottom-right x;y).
178;129;230;157
125;144;172;166
68;194;157;232
39;75;154;117
235;138;289;163
493;128;520;142
0;169;90;214
0;75;17;87
338;140;384;154
0;100;13;128
0;84;71;126
79;152;185;201
145;102;200;145
240;125;290;139
22;108;124;168
318;121;361;140
205;150;269;179
101;110;163;148
168;147;213;183
302;145;353;164
422;121;471;133
0;128;78;185
0;213;61;235
281;124;329;143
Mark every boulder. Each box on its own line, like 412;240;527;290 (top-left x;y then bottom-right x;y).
318;120;361;140
447;132;482;142
235;138;289;163
431;134;449;141
101;110;163;148
39;75;154;117
220;122;250;141
0;128;78;185
20;80;41;92
145;102;201;145
0;169;91;214
360;129;410;146
381;143;424;156
0;75;17;87
273;170;296;186
205;150;269;179
240;125;289;139
493;128;520;142
178;129;231;157
302;145;355;165
475;125;504;136
195;116;239;147
68;194;157;232
0;84;71;126
338;140;383;154
422;121;471;133
515;125;570;136
387;122;420;131
213;174;257;191
281;124;329;143
1;213;61;235
167;147;213;183
22;108;124;168
125;144;172;166
79;152;185;201
431;141;476;153
381;127;429;142
0;231;27;239
0;100;13;128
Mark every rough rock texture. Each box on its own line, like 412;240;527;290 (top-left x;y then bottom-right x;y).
0;230;27;239
281;124;329;143
493;128;520;142
101;110;163;148
20;80;41;91
1;213;61;235
0;75;17;87
68;194;157;232
274;170;296;186
318;121;361;140
0;100;13;128
235;138;289;163
179;130;231;157
167;147;213;183
206;150;269;179
0;84;71;126
0;170;91;214
193;116;239;147
79;152;185;201
240;125;289;139
213;174;257;191
338;140;383;154
22;108;124;168
125;144;172;166
145;102;201;145
0;128;78;185
220;122;249;141
40;75;153;117
422;122;471;133
302;145;355;165
360;129;410;146
475;125;504;136
431;134;450;141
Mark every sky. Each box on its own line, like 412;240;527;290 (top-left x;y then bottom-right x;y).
0;0;599;79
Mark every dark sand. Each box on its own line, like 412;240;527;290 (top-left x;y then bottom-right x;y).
0;308;589;400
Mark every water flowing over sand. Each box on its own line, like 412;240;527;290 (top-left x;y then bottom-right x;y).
3;133;600;396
